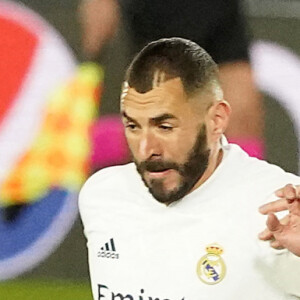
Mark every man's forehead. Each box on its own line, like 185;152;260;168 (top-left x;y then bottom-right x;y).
120;77;188;107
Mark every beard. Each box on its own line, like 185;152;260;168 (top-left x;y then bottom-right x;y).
134;125;210;205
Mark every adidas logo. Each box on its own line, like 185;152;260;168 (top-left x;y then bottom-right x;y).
97;238;119;259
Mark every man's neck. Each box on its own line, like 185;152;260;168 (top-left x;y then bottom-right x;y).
190;146;223;193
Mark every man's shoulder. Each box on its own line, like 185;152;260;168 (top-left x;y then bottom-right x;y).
91;163;136;182
227;143;300;186
80;163;137;194
78;163;143;220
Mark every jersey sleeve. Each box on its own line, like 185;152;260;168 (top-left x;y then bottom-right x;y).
78;169;110;300
78;165;134;300
256;246;300;297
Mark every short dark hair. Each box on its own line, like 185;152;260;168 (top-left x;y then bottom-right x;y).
125;37;220;96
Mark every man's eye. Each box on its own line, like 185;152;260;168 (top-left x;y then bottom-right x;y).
159;124;173;131
126;123;137;130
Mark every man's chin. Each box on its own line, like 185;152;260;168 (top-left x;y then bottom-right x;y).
149;189;176;205
139;170;187;204
147;180;184;205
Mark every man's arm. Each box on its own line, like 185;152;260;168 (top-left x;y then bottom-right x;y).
259;184;300;257
78;0;120;60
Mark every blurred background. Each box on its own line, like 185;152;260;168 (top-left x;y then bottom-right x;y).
0;0;300;299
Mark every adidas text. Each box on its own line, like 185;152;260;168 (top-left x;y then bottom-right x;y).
97;251;119;259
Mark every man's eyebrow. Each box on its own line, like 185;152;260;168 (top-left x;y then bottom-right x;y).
122;111;137;123
121;111;177;124
151;113;177;123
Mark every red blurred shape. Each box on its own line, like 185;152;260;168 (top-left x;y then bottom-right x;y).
0;16;38;125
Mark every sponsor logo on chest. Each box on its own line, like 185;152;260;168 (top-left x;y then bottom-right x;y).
97;238;120;259
98;284;185;300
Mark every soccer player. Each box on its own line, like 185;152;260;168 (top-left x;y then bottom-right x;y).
80;38;300;300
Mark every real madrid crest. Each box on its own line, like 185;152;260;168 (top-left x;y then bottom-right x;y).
196;243;226;285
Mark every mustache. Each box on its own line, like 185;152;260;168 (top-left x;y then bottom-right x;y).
137;160;180;173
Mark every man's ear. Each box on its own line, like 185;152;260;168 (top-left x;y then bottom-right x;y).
206;100;231;139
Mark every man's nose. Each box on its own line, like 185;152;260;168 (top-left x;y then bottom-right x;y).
138;130;161;160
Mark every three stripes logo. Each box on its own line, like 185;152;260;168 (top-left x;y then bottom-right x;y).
97;238;119;259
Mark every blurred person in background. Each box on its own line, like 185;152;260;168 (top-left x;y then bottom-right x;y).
78;0;265;171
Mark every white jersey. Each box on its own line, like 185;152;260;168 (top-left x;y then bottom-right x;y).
79;143;300;300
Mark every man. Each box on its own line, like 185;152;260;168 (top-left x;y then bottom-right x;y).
79;0;264;170
79;38;300;300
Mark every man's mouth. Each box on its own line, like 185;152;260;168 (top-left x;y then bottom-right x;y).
146;168;173;178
